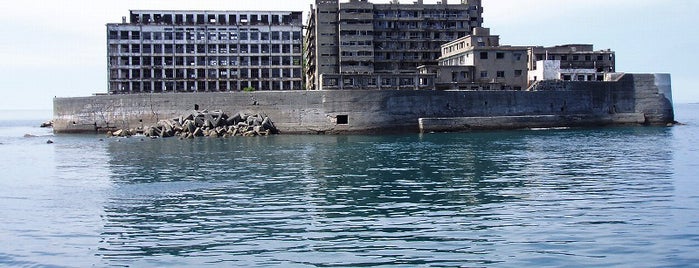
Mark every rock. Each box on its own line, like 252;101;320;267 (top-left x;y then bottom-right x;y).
46;139;54;144
40;121;53;128
194;117;204;127
193;127;204;137
204;119;214;129
261;117;273;129
183;120;196;133
113;129;124;137
227;113;242;125
145;126;157;137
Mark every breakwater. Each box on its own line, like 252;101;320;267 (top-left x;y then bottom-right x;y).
107;110;278;138
53;73;674;134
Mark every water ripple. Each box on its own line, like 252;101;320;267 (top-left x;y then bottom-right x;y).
3;109;699;267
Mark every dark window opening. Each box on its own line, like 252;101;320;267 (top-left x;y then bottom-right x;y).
480;52;488;59
337;115;349;125
194;104;199;110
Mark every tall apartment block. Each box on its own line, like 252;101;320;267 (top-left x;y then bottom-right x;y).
305;0;483;90
107;10;303;94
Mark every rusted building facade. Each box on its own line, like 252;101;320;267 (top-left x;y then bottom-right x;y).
107;10;304;93
304;0;483;90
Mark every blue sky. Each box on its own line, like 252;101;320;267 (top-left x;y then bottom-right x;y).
0;0;696;110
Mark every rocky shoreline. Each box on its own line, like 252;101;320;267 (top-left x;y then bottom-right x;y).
107;110;278;139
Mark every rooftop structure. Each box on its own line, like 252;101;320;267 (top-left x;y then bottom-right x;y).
107;10;304;93
528;45;615;83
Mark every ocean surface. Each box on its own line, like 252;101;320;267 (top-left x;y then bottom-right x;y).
1;104;698;267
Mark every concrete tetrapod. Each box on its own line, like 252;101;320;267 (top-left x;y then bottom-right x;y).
106;110;279;139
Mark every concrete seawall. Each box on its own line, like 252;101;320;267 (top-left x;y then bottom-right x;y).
53;73;674;134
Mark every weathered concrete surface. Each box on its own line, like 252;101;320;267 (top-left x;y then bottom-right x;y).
419;113;646;133
53;73;674;134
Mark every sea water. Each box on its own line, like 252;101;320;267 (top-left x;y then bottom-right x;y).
0;105;698;267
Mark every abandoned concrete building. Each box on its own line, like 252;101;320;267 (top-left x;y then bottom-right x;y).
304;0;484;90
417;27;528;90
527;45;616;83
107;10;304;93
105;3;616;93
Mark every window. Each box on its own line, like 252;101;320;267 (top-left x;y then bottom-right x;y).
514;70;523;77
480;52;488;59
572;55;579;61
597;55;604;61
336;115;349;125
496;71;505;78
561;55;568;61
480;71;488;78
496;52;504;59
513;53;522;61
585;55;591;61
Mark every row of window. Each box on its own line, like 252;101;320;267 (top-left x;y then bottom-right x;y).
324;76;431;87
109;30;302;42
374;31;463;40
111;80;303;92
479;52;524;60
129;13;301;26
534;54;614;62
374;9;475;19
340;51;373;57
109;43;301;55
110;68;302;80
373;21;472;31
110;56;301;67
478;70;524;78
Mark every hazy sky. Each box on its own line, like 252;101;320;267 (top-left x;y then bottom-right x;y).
0;0;696;110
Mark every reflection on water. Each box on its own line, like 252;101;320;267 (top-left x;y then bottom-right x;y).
97;127;684;267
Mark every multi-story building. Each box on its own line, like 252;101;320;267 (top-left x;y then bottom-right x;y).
305;0;483;90
527;45;615;83
419;27;528;90
107;10;303;93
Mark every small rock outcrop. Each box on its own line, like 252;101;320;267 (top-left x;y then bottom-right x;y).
108;110;279;139
40;121;53;128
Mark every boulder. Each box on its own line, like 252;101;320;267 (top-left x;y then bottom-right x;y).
193;127;204;137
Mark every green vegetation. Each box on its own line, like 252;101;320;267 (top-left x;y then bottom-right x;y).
243;86;256;92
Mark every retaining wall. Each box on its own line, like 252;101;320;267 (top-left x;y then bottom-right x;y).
53;73;674;134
